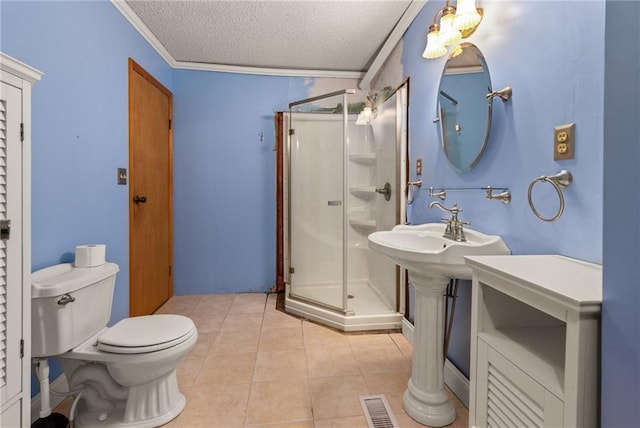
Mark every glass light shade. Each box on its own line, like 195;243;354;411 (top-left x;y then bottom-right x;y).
356;107;373;125
453;0;481;31
422;30;447;59
439;13;462;46
449;44;464;58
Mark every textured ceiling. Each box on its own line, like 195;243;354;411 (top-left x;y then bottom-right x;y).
125;0;414;72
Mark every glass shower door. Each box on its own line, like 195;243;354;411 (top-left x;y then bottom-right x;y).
288;93;347;312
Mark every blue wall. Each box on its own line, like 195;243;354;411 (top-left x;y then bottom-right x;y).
402;0;604;257
172;70;309;295
1;0;173;325
602;1;640;426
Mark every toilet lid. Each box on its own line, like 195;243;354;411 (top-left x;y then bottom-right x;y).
97;314;196;354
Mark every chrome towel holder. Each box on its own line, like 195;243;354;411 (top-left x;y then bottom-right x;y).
527;170;573;222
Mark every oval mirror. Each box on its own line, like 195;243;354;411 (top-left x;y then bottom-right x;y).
437;43;492;174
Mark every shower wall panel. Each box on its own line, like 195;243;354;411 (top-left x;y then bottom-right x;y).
368;94;401;310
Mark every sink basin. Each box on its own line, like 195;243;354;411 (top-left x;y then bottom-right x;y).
368;223;510;427
368;223;510;279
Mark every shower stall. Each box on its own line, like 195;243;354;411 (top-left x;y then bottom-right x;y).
282;87;407;331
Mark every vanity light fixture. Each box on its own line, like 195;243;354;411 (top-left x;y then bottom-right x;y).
356;104;375;125
423;0;483;59
356;87;394;125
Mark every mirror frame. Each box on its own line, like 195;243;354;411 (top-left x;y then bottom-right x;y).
437;43;493;174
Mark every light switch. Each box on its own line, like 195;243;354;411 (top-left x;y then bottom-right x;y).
117;168;127;185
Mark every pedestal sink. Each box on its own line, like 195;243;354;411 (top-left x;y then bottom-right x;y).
368;223;510;427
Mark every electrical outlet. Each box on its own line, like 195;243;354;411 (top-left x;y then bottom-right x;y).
416;158;423;175
554;123;575;160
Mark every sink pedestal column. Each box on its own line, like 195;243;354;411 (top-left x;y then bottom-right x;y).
403;272;456;427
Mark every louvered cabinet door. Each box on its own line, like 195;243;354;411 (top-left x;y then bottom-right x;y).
0;81;23;411
475;340;564;428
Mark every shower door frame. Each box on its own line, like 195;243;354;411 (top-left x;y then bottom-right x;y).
286;89;354;314
280;83;409;327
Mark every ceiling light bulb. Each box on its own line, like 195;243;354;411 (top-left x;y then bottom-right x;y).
422;25;447;59
453;0;482;31
439;10;462;46
356;107;373;125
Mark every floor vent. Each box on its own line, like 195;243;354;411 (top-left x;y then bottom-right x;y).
359;394;399;428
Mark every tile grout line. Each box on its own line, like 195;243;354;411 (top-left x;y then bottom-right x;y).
242;293;268;427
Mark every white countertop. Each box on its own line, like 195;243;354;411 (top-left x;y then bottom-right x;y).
465;255;602;310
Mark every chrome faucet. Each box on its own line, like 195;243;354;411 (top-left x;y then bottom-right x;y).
428;201;469;242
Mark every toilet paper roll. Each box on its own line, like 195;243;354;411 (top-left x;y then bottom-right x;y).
75;244;106;268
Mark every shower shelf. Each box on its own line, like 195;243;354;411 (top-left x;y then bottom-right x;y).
349;187;377;198
349;218;377;231
349;153;376;165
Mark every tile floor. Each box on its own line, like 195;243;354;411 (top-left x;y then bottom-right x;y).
58;293;469;427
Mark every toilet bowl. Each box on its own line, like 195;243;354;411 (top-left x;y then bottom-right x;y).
32;262;198;427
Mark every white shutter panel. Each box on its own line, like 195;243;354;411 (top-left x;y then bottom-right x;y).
0;80;23;405
0;98;7;390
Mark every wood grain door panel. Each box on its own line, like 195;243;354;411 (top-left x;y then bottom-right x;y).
128;59;173;317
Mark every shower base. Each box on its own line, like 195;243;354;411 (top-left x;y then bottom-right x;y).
285;280;403;332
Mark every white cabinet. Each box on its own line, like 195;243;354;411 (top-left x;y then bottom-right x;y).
0;53;41;427
466;255;602;428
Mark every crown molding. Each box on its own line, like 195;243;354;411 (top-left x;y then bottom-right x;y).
173;60;364;79
0;52;43;83
111;0;177;67
359;0;426;90
111;0;365;79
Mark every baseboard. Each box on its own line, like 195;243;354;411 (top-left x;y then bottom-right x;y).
31;374;69;424
444;358;469;407
401;318;469;408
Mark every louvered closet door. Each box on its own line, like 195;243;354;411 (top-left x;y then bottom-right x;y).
476;340;564;428
0;81;23;406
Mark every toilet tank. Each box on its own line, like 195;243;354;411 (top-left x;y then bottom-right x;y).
31;263;119;358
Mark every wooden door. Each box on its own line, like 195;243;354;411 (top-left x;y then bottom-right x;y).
128;59;173;317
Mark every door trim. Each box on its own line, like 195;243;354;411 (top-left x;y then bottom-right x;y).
275;113;285;292
128;58;174;315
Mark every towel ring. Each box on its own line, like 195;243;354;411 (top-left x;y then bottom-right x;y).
527;170;573;222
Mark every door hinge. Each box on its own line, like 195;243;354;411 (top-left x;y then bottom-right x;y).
20;123;24;142
169;265;172;276
289;129;295;136
168;119;172;130
20;339;24;358
0;219;11;240
289;267;295;274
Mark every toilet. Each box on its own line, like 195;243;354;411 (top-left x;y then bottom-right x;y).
31;262;198;427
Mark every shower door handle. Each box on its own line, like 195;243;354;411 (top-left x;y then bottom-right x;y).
327;200;342;206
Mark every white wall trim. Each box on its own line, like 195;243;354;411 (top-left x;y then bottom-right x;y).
110;0;365;79
0;52;43;83
359;0;426;90
174;60;364;79
110;0;176;67
31;374;69;424
402;318;470;408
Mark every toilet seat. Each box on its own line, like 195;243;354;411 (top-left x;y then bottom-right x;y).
97;314;196;354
